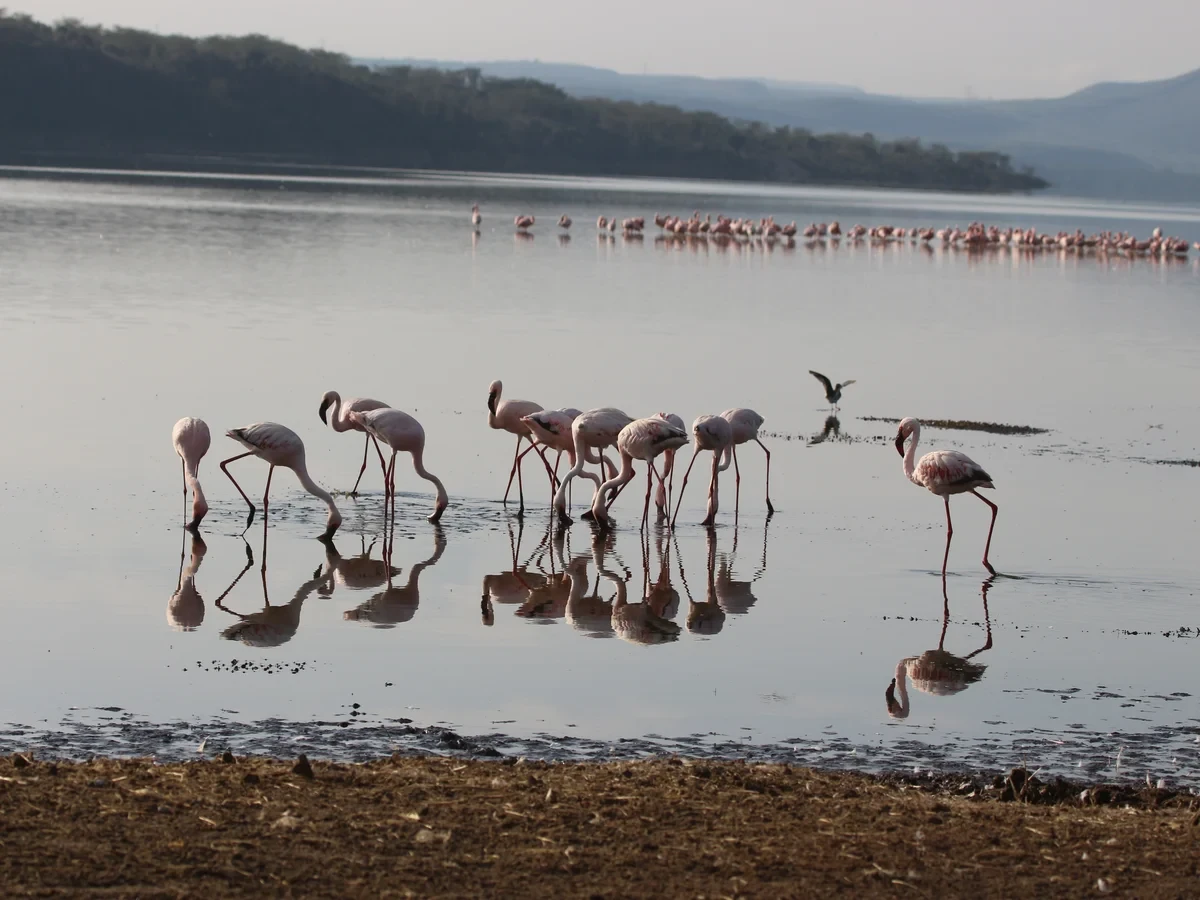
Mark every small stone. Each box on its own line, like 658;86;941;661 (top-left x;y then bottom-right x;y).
292;755;314;780
221;750;236;764
242;773;260;785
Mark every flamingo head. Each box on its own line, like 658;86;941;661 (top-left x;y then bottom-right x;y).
318;390;337;425
895;417;919;456
487;380;502;415
321;508;343;541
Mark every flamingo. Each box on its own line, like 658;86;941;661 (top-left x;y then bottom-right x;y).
522;408;608;504
318;391;389;495
172;417;210;530
471;204;482;229
552;407;630;523
895;417;998;576
514;215;535;230
558;215;572;230
487;380;553;517
808;370;856;410
220;422;342;539
719;408;774;517
349;408;448;523
590;417;688;529
597;216;608;230
670;414;734;528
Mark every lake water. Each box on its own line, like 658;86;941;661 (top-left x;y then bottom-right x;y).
1;166;1199;783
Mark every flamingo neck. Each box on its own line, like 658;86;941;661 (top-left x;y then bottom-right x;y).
718;445;732;473
189;478;208;525
293;460;342;530
411;448;449;513
591;452;633;519
903;423;920;483
553;426;590;513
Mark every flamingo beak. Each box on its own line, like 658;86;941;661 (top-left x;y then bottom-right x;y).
318;397;332;425
894;433;905;456
487;391;497;415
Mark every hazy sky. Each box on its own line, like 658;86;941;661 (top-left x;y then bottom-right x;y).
10;0;1199;99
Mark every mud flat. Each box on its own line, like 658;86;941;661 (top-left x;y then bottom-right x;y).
1;755;1196;898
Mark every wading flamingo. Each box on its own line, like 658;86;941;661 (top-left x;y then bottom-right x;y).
552;407;631;523
895;417;998;576
172;417;210;530
349;408;448;523
220;423;342;539
720;408;775;516
318;391;389;495
652;412;685;521
808;370;856;410
670;414;734;528
558;215;572;229
471;204;482;229
590;417;688;529
487;380;553;517
522;408;611;505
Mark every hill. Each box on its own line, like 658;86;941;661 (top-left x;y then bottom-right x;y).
367;59;1200;201
0;13;1045;194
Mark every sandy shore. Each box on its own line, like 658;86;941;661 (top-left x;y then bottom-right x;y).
1;755;1196;897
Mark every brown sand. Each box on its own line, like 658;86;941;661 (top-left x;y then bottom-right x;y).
1;755;1196;898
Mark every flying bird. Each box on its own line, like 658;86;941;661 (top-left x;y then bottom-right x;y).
809;371;856;410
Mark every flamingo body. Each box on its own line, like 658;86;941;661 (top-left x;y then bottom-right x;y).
553;407;632;519
590;417;688;527
717;408;774;516
349;408;448;522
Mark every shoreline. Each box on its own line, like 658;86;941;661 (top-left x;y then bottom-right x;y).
2;755;1194;897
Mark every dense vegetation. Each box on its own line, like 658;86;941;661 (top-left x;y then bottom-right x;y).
0;13;1048;192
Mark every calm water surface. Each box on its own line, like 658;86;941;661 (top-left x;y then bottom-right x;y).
1;168;1198;782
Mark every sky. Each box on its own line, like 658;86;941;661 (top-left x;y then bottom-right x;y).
8;0;1199;99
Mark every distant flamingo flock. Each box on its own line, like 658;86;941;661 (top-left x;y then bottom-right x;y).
482;204;1196;260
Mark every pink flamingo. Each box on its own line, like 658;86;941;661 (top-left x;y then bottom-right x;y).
590;417;688;529
553;407;630;523
172;417;210;530
220;423;342;539
522;408;607;506
349;409;448;523
558;215;572;230
514;215;535;231
487;380;551;517
652;412;685;520
318;391;389;495
597;216;608;230
895;417;998;576
719;408;774;516
471;204;482;229
670;414;734;528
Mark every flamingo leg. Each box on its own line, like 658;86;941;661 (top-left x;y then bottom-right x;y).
640;462;658;532
515;438;527;518
731;445;742;521
755;437;774;515
941;495;954;576
219;451;257;530
350;432;371;496
386;452;397;558
701;451;720;527
260;464;274;572
670;447;702;529
180;457;187;527
972;490;999;575
502;434;522;505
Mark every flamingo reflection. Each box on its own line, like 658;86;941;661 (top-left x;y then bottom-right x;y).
343;526;446;627
168;531;207;631
603;534;680;646
317;533;397;596
215;538;326;648
885;576;994;719
481;520;552;625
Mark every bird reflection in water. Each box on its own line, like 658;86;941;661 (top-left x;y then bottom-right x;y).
716;520;768;615
806;415;844;446
317;533;397;597
481;520;554;625
606;529;681;646
214;538;326;648
168;530;208;631
343;526;445;627
681;527;724;635
885;575;994;719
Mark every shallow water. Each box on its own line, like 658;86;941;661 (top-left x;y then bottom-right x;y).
1;168;1199;785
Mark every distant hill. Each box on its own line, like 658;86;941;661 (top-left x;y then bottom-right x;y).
362;59;1200;201
0;14;1045;194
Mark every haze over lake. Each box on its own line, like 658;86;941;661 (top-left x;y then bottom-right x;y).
1;168;1198;781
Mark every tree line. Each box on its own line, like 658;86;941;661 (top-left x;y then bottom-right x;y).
0;13;1048;193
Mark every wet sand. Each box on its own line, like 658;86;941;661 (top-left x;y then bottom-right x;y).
2;755;1195;897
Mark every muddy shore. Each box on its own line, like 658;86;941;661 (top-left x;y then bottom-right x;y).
1;755;1196;898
